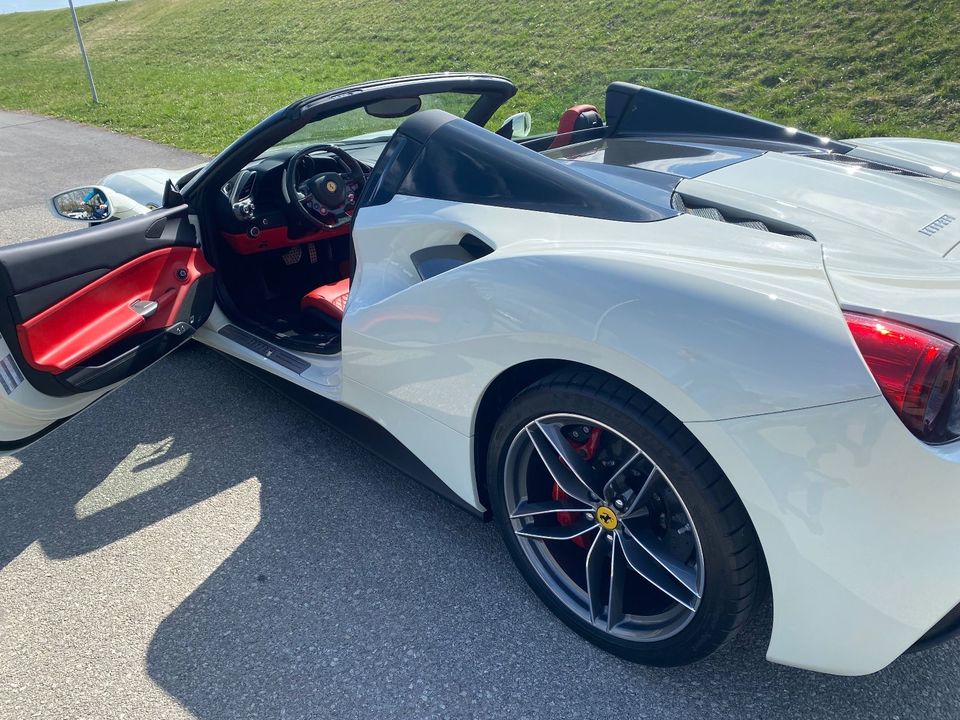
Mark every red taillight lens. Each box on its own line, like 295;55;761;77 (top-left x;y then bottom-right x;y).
845;312;960;444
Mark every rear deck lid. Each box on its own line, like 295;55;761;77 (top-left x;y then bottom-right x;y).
681;152;960;258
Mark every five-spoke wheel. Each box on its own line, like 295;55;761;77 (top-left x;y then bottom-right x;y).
505;414;704;640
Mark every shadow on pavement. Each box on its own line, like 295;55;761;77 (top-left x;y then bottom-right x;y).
0;348;243;570
2;344;957;719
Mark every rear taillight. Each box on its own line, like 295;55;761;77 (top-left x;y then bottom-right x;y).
845;312;960;444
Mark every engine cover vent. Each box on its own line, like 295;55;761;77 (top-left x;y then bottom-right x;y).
672;193;816;242
805;152;926;177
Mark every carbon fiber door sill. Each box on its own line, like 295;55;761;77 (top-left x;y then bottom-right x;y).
217;324;310;374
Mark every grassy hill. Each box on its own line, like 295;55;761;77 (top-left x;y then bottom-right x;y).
2;0;958;154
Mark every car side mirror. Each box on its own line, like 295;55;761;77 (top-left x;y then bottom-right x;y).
497;112;532;140
49;186;115;223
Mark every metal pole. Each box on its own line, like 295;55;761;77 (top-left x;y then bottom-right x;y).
68;0;98;104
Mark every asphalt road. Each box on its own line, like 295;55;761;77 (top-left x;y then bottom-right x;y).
0;111;958;720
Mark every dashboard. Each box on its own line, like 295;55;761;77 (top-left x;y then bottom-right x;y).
217;146;374;255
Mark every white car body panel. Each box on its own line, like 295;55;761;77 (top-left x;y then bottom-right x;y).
0;336;116;442
692;395;960;675
343;196;879;432
823;249;960;341
101;167;200;209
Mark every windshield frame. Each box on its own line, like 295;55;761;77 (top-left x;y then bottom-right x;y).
181;73;517;205
274;91;488;151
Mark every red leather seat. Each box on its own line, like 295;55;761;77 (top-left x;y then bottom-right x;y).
301;277;350;321
549;104;604;149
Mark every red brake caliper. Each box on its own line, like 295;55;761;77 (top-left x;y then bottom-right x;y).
553;427;602;548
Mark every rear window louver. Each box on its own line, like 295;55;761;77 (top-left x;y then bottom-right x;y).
672;193;816;242
805;152;926;177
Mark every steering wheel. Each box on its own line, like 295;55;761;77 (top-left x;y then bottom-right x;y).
284;144;366;229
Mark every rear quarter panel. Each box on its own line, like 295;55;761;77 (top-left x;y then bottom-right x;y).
343;197;879;435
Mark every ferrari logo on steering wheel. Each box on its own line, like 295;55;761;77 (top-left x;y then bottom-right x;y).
325;180;338;193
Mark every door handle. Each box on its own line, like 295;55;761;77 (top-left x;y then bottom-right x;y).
130;299;159;318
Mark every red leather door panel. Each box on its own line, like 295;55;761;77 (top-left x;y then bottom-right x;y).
15;247;214;374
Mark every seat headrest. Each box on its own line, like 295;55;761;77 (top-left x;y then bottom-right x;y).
550;104;604;148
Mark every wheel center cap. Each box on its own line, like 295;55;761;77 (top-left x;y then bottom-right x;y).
596;505;618;531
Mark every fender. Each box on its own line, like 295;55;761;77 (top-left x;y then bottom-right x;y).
344;197;879;438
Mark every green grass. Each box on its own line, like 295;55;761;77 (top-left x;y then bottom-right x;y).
2;0;959;154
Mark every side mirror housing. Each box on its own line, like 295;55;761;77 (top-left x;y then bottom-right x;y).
496;112;532;140
162;178;184;209
49;186;115;223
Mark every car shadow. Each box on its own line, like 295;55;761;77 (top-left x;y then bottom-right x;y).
1;344;957;719
0;345;247;571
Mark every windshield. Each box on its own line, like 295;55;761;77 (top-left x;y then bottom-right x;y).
260;71;707;164
277;92;482;150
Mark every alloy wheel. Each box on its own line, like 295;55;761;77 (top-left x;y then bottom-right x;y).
503;413;705;641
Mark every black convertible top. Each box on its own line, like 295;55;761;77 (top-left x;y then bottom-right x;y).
605;82;853;153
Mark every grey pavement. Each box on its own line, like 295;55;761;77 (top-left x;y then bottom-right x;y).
0;111;958;720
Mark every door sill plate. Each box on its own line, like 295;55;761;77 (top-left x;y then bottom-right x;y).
217;324;310;374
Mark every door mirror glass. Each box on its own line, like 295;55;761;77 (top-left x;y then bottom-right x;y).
498;111;532;139
365;97;422;119
49;186;114;222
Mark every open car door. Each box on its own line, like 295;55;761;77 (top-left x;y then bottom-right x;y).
0;204;214;450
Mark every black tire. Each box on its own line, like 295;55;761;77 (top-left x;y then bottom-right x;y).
486;368;762;666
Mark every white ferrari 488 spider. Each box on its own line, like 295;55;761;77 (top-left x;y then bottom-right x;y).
10;72;960;675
